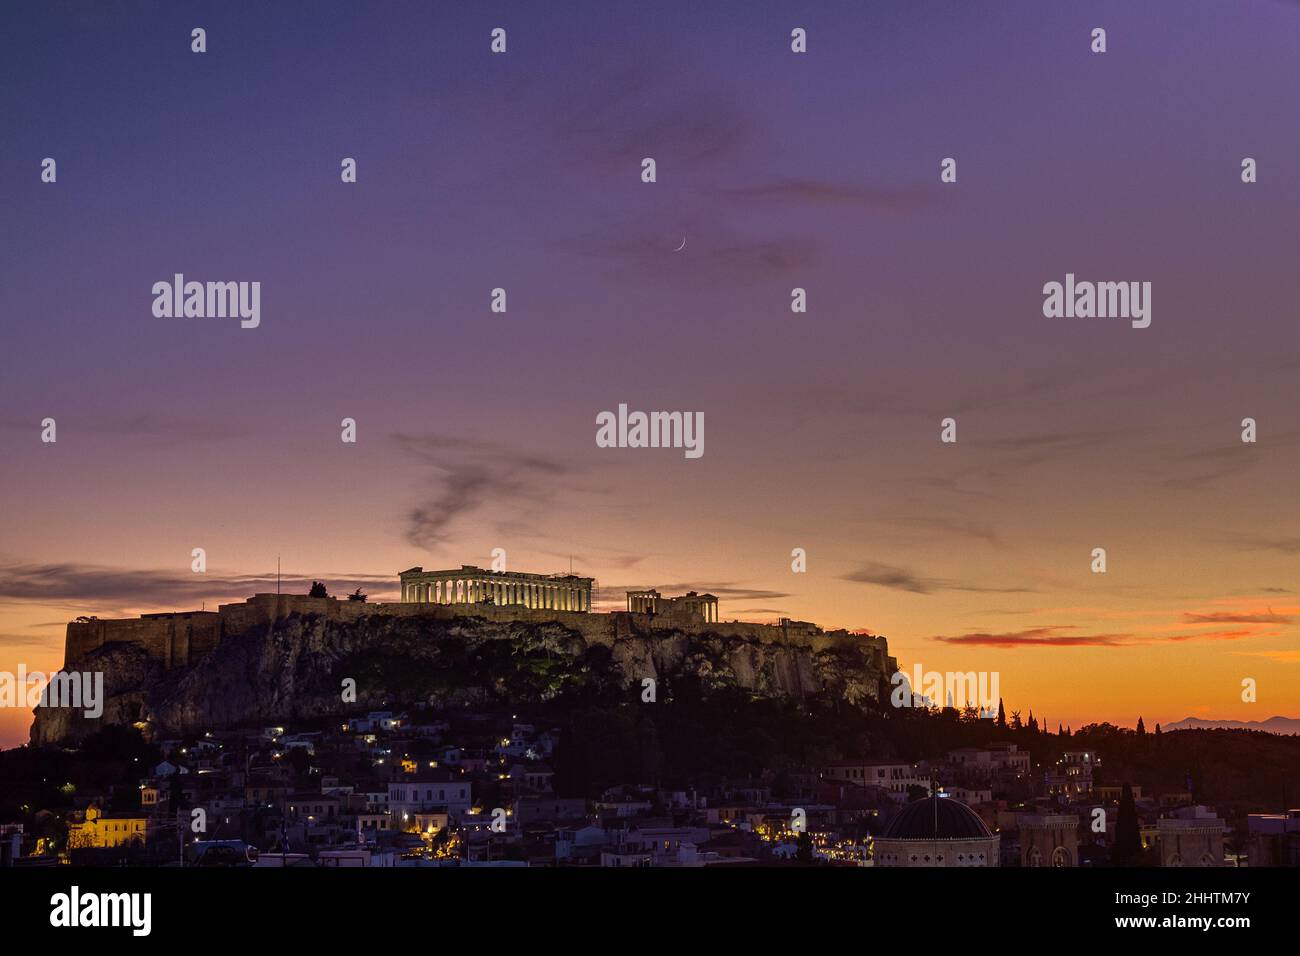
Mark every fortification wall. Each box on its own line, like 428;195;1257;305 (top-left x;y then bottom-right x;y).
64;612;223;669
63;593;890;671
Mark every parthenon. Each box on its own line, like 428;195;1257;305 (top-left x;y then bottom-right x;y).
399;565;594;612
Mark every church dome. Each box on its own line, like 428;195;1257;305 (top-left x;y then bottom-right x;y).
883;795;992;840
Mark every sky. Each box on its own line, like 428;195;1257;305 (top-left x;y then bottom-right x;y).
2;0;1299;748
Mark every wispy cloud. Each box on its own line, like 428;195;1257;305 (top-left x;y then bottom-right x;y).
0;413;247;447
931;626;1131;647
548;70;752;174
1231;535;1300;555
1183;611;1293;625
0;631;65;649
932;625;1264;648
396;433;592;550
571;227;817;281
1155;445;1260;491
841;561;1032;596
716;177;933;212
599;582;790;604
0;563;393;614
1234;650;1300;664
979;429;1115;469
879;514;1005;548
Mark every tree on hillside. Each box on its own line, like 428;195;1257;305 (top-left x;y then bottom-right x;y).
1136;716;1146;739
796;830;814;864
638;717;664;788
348;587;367;602
309;581;329;598
995;699;1006;729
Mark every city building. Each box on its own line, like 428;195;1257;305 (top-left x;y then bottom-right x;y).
1094;784;1144;803
388;772;472;823
1247;809;1300;866
823;760;924;798
1018;813;1080;867
67;805;148;849
1046;750;1097;798
874;795;1000;867
1157;805;1226;867
947;743;1031;779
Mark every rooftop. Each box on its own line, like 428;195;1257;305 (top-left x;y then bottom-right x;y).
882;795;993;841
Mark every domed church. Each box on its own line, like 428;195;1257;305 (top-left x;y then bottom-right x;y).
874;794;1000;867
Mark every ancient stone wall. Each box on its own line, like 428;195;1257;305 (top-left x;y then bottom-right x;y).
64;612;222;669
63;593;888;671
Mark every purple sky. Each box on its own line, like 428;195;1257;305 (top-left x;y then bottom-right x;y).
3;1;1300;746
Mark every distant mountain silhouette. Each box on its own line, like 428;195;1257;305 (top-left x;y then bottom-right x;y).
1165;715;1300;735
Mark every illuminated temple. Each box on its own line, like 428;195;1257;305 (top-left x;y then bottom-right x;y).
399;565;594;612
626;588;719;622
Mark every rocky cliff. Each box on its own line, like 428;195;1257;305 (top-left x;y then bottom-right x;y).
30;611;893;745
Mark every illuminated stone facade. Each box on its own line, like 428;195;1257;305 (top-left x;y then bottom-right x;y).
400;565;593;612
626;588;719;622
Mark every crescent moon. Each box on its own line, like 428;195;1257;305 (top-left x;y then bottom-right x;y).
673;236;686;252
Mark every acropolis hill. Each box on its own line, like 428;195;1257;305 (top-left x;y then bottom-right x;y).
39;565;896;744
63;564;888;670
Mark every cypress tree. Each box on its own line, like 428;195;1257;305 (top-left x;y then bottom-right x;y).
1113;782;1142;865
